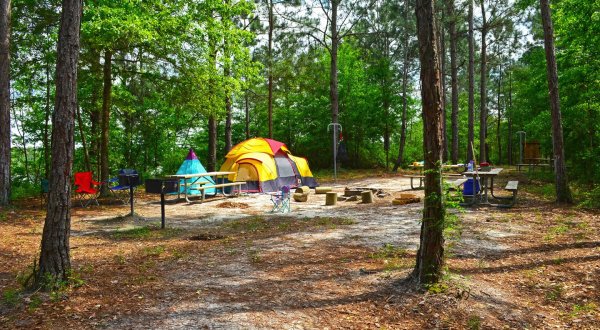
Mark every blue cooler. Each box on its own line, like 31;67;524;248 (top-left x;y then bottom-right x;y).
462;178;481;196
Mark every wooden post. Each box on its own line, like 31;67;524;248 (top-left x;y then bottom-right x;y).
361;190;374;204
325;192;338;205
315;187;332;194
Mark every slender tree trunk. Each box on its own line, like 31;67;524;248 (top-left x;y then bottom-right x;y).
100;50;112;195
507;68;512;165
467;0;474;162
329;0;340;167
393;0;410;172
414;0;445;286
439;8;448;162
383;37;390;170
245;90;250;140
446;0;459;164
0;0;10;206
539;0;572;203
44;49;51;178
267;0;274;139
208;115;217;172
36;0;82;286
89;49;101;176
496;65;502;164
479;0;488;162
76;106;90;171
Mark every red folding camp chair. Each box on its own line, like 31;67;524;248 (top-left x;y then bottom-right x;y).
74;172;102;207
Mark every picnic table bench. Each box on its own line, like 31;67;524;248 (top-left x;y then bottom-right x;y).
196;181;245;203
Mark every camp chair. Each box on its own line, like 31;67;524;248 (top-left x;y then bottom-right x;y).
74;172;102;207
108;169;138;204
270;185;291;213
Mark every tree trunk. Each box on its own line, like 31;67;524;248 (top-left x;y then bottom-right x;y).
0;0;10;206
208;115;217;172
224;60;232;152
330;0;339;125
496;64;502;164
267;0;274;139
413;0;445;286
245;90;250;140
507;69;513;165
446;0;459;164
100;50;112;195
76;106;90;171
479;0;488;162
393;0;411;172
36;0;82;287
539;0;572;203
467;0;474;162
439;8;448;163
89;49;101;176
44;46;51;178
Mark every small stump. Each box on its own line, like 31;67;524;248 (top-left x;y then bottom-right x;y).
293;193;309;202
361;190;374;204
295;186;310;194
325;192;338;205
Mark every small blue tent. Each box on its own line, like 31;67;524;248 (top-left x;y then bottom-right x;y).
176;149;215;195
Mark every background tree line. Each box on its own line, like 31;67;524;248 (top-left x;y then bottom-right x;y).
1;0;598;202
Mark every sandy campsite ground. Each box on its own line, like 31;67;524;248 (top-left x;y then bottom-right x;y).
1;173;599;329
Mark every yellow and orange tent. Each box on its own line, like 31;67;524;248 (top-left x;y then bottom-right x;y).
219;138;318;192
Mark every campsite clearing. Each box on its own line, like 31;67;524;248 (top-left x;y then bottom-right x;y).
1;173;599;329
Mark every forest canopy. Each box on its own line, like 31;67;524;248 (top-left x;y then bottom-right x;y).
4;0;600;199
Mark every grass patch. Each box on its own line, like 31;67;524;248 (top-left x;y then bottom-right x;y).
568;303;597;318
2;288;20;307
371;243;411;272
143;245;166;257
545;284;564;301
111;226;182;240
226;216;269;232
466;315;482;330
523;183;555;199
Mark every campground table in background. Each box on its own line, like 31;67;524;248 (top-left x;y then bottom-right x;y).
462;167;503;206
168;171;235;203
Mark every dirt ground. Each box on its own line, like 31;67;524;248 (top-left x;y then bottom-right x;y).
1;173;599;329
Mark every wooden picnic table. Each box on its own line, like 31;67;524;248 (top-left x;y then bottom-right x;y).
462;167;503;206
169;171;235;203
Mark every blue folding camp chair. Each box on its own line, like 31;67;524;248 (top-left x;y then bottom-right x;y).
270;185;291;213
108;169;139;204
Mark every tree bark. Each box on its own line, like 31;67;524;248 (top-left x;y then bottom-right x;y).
100;50;112;195
0;0;10;206
36;0;82;286
496;64;502;164
76;105;90;171
245;90;250;140
329;0;340;168
414;0;445;286
393;0;411;172
207;115;217;172
479;0;488;162
507;69;513;165
439;8;448;162
446;0;459;164
467;0;475;162
89;49;101;176
267;0;274;139
539;0;572;203
44;42;51;178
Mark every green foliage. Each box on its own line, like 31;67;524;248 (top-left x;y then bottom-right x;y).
2;288;20;307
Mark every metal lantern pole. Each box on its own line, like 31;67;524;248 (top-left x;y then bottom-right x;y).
327;123;342;182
